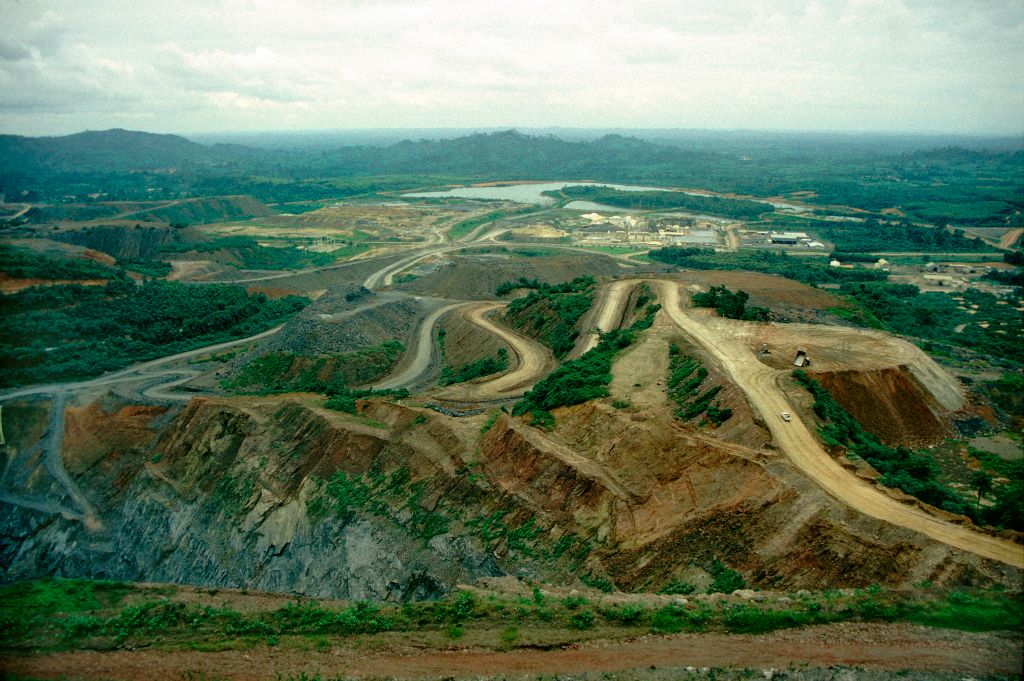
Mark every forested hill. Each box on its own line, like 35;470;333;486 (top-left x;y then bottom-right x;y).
312;131;717;177
0;129;265;173
1;128;1021;226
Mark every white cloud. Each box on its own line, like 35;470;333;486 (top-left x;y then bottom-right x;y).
0;0;1021;134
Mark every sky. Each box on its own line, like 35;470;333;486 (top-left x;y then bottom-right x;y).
1;0;1022;137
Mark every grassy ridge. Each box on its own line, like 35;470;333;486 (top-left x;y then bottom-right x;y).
0;243;118;280
514;301;661;427
1;579;1018;654
502;276;596;358
160;235;365;270
667;345;732;426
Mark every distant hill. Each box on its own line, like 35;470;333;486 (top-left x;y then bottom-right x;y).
0;128;230;173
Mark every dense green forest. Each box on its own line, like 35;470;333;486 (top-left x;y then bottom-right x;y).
0;280;308;387
0;244;119;280
545;185;767;219
503;276;596;358
648;247;889;286
770;217;995;253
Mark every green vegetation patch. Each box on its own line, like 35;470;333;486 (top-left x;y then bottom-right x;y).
503;276;596;358
495;277;542;296
448;206;535;240
548;185;767;220
0;280;309;388
224;340;404;395
440;348;509;386
118;258;173;278
0;243;118;280
779;217;996;253
649;247;888;286
837;281;1023;363
515;302;661;427
667;345;732;426
692;285;770;321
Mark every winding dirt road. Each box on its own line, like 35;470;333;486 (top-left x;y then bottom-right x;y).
652;279;1024;568
371;302;474;391
436;303;555;401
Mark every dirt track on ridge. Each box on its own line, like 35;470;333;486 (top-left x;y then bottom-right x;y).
436;302;555;400
569;279;636;358
652;279;1024;568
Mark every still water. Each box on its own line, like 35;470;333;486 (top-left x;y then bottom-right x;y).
403;181;669;205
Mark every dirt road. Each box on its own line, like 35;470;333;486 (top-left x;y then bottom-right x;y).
1000;227;1023;250
0;325;284;403
569;279;636;358
2;623;1018;680
372;302;474;390
437;303;556;400
652;279;1024;568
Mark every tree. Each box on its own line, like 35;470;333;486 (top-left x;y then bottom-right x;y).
972;470;994;512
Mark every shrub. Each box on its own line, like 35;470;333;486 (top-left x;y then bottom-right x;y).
707;559;746;594
568;610;596;630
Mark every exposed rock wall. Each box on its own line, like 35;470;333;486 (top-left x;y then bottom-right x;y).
1;394;1017;599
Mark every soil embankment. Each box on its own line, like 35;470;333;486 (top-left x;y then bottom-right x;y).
396;252;623;300
812;367;950;447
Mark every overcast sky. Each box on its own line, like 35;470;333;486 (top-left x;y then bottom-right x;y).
2;0;1022;136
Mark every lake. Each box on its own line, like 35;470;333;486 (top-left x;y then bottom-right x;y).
404;181;670;205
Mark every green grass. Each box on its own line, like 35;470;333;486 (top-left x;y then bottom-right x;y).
574;244;650;256
2;579;1019;654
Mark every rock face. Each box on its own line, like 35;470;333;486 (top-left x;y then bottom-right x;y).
1;398;504;601
1;392;1018;599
